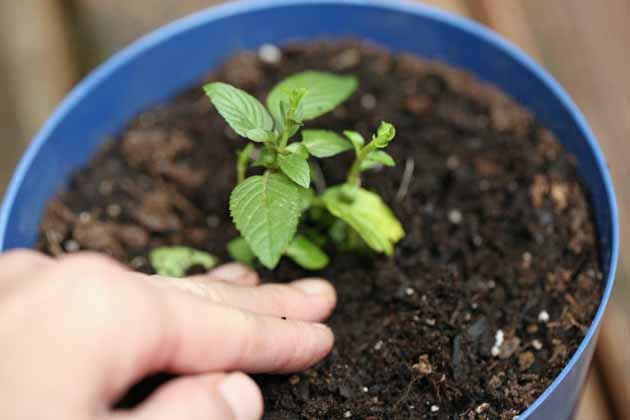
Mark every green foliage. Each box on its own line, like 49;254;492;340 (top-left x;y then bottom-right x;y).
204;83;274;141
266;71;358;122
229;172;301;269
285;235;329;270
278;152;310;188
302;130;353;158
227;237;256;265
150;246;218;277
322;186;404;256
204;68;404;270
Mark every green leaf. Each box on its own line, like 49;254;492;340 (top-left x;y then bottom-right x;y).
267;71;358;121
322;186;404;255
149;246;218;278
252;148;276;167
302;130;353;158
227;237;256;265
361;151;396;171
372;121;396;148
285;235;329;270
246;128;274;143
299;187;316;211
230;173;301;268
286;142;310;159
204;82;274;141
343;130;365;153
278;152;310;188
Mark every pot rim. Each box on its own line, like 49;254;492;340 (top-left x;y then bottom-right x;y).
0;0;619;417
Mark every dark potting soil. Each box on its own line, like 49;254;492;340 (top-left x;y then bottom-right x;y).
36;41;603;419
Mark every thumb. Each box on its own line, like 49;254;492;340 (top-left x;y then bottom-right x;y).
111;372;263;420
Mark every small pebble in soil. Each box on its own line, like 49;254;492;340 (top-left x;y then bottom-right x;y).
98;180;114;195
360;93;376;110
63;240;79;252
425;318;436;326
374;340;384;351
430;405;440;413
475;403;491;414
446;155;460;170
205;215;220;228
343;410;352;418
538;310;550;323
79;212;92;223
258;44;282;64
289;375;300;385
362;386;369;393
405;287;415;296
107;204;122;218
491;329;504;357
130;256;147;269
448;209;463;224
532;339;544;350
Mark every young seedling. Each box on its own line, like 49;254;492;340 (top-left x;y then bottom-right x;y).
206;70;404;270
150;69;404;275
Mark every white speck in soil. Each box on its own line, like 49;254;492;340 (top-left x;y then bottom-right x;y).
471;302;479;310
430;405;440;413
425;318;436;326
63;240;79;252
130;256;147;269
98;180;113;195
206;215;220;228
107;204;122;218
538;310;550;323
343;411;352;418
446;155;460;170
448;209;463;224
374;340;384;351
405;287;415;296
532;339;544;350
473;234;483;246
487;280;496;289
258;44;282;63
79;212;92;223
360;93;376;110
362;386;369;393
475;403;490;414
491;329;504;357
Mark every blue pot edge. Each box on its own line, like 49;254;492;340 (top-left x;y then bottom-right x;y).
0;0;619;417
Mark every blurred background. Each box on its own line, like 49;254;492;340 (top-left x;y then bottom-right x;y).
0;1;627;418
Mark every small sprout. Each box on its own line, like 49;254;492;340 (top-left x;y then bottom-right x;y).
204;69;404;269
227;237;256;266
149;246;218;277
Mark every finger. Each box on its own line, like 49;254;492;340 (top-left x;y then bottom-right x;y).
0;249;52;275
111;372;262;420
157;289;335;374
202;263;260;286
158;276;336;321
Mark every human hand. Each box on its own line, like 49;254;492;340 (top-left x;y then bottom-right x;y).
0;250;337;420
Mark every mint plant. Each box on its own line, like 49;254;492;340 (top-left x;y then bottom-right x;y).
149;70;404;276
204;70;404;270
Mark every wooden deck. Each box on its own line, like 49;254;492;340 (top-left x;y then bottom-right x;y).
0;1;627;418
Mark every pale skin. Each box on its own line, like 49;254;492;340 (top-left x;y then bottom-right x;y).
0;250;338;420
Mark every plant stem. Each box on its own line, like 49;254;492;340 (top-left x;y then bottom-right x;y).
346;143;375;187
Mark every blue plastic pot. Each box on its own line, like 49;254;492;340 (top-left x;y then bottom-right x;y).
0;1;618;418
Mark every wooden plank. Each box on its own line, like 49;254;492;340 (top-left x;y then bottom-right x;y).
575;366;614;420
0;1;79;140
519;0;630;291
468;0;541;62
596;299;630;420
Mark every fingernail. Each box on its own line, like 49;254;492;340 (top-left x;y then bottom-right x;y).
210;263;259;285
292;279;335;296
218;373;263;420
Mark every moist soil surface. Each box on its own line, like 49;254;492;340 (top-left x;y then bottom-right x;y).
37;41;603;419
